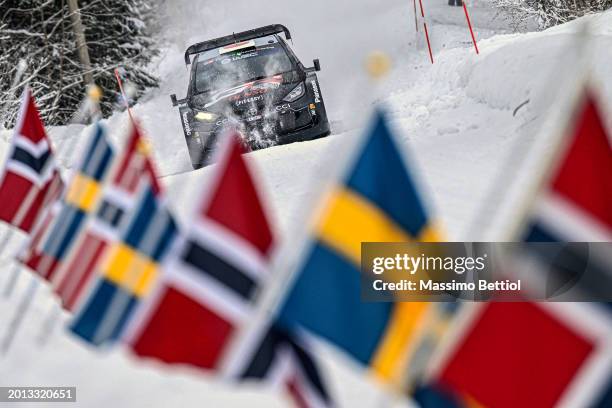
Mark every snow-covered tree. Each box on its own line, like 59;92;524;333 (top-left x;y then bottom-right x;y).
79;0;158;115
0;0;159;127
494;0;612;30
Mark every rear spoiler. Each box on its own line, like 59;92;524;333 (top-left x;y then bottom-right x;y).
184;24;292;65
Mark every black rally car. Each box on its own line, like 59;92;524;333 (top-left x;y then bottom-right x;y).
171;24;331;169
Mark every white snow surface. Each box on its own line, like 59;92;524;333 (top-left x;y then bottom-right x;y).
1;1;611;407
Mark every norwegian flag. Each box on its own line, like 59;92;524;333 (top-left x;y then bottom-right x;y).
237;323;333;408
520;89;612;300
418;88;612;408
523;90;611;242
52;124;161;312
421;302;610;408
124;133;332;407
0;88;64;233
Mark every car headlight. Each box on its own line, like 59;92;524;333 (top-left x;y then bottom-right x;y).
194;111;219;122
283;83;305;102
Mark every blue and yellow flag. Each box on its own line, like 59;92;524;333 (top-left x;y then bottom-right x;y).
35;124;114;280
70;183;178;346
278;110;441;383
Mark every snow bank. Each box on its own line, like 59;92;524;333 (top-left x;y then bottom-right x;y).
457;11;612;111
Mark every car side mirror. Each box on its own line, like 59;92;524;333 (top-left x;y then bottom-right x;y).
305;59;321;73
170;94;178;107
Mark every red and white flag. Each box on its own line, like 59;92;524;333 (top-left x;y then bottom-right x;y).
0;88;64;233
420;87;612;408
124;132;332;407
236;322;334;408
125;133;273;367
522;90;611;242
425;302;610;408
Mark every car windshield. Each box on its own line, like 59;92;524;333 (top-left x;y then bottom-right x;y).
194;42;294;94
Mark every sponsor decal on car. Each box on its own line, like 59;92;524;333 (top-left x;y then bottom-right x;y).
219;40;256;54
309;103;317;116
245;115;263;122
236;95;265;106
275;104;291;112
229;88;266;102
310;79;321;103
204;76;282;108
182;111;192;136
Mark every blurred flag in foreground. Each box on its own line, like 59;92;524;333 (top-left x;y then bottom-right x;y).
416;87;612;408
0;88;63;233
124;134;332;407
54;125;161;312
70;181;177;346
277;110;441;385
236;322;333;408
20;124;113;281
523;90;611;242
420;302;610;408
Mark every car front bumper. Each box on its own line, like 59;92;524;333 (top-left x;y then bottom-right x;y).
190;102;326;148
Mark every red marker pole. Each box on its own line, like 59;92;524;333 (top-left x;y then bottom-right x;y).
114;68;135;122
413;0;418;32
417;0;434;64
463;3;479;54
423;23;434;64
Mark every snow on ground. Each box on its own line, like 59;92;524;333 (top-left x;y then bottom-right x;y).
1;1;612;407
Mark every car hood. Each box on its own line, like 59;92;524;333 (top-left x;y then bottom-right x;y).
191;75;298;113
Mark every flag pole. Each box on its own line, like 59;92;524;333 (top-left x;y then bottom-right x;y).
2;263;22;299
1;277;40;355
0;229;16;257
1;178;62;349
412;0;418;33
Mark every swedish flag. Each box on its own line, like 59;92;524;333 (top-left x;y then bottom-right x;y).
70;183;178;346
278;110;441;383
